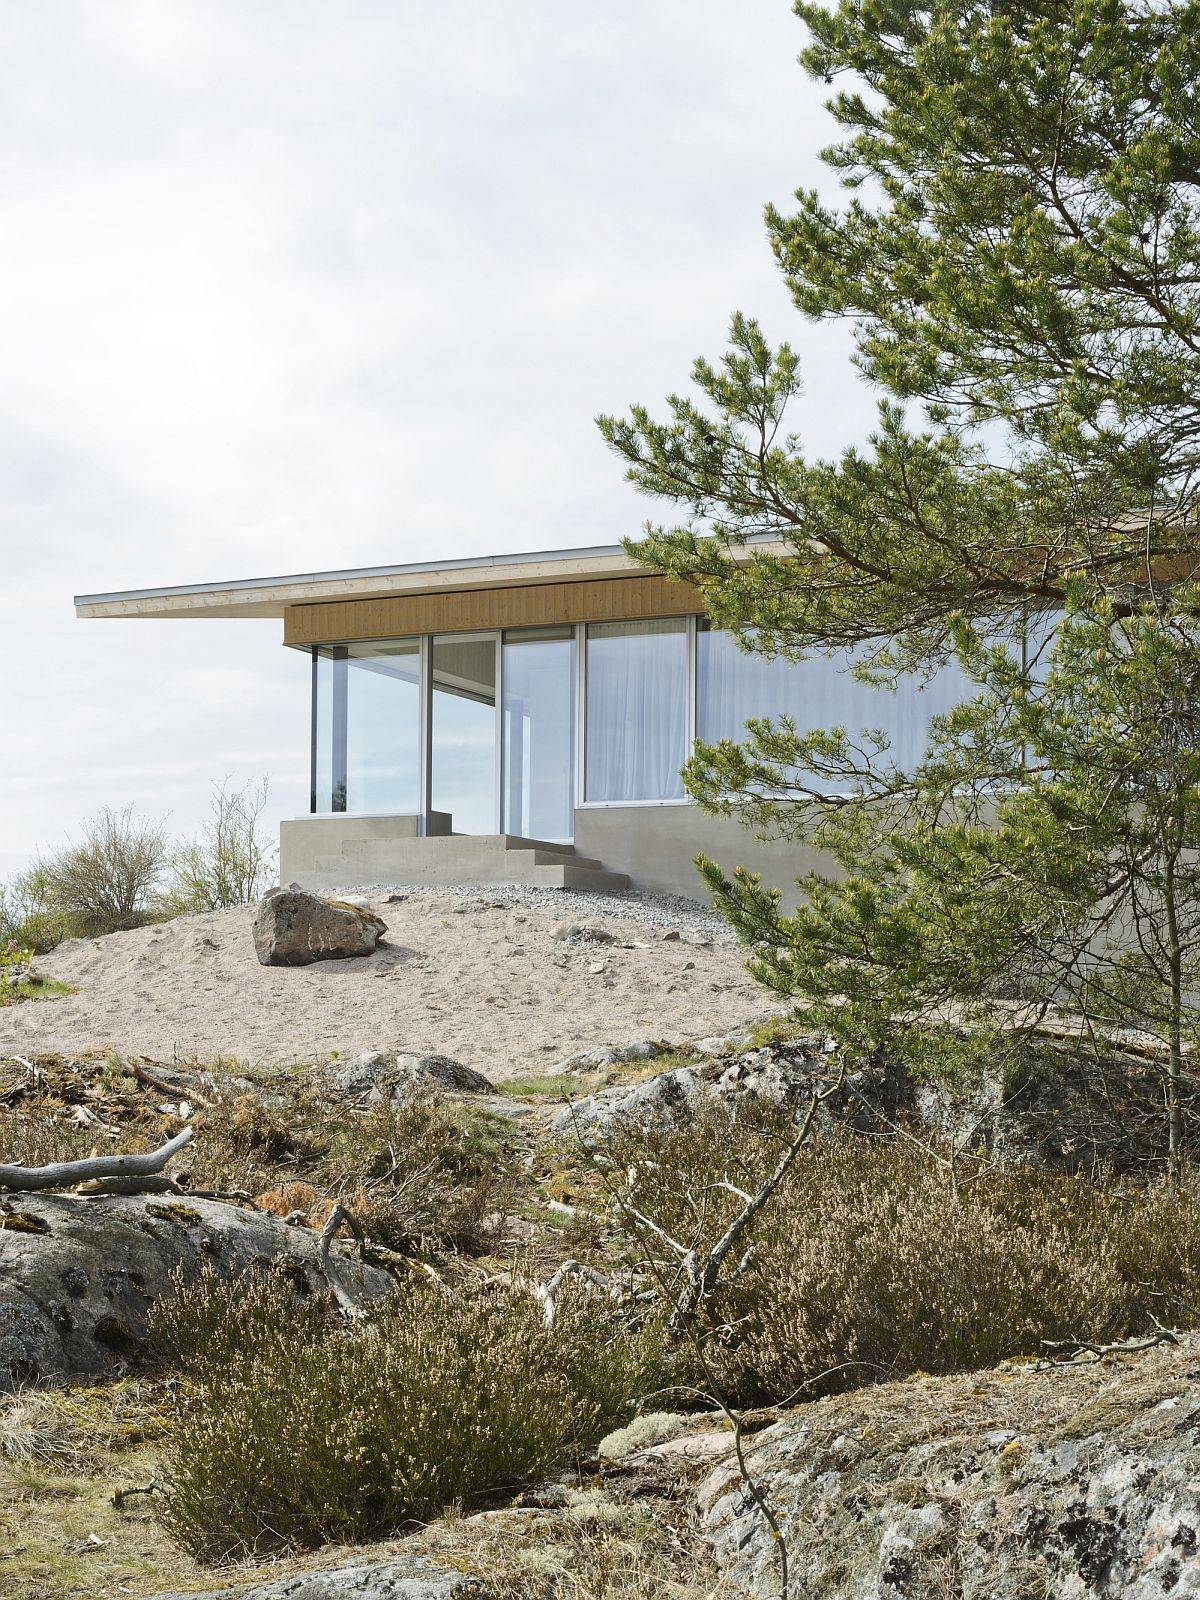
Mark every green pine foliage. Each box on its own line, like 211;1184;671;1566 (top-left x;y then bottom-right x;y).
599;2;1200;1162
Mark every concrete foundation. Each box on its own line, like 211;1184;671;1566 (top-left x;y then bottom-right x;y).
280;804;823;903
279;816;630;894
572;803;824;907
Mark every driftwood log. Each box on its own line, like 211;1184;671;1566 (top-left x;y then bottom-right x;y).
0;1126;195;1193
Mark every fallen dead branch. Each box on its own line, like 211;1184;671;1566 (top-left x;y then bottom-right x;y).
0;1125;195;1193
130;1061;214;1110
535;1258;616;1325
1040;1326;1179;1365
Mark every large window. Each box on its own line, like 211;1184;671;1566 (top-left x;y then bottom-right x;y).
309;611;1012;828
431;634;497;835
503;628;574;839
697;621;977;782
313;641;420;813
585;619;687;802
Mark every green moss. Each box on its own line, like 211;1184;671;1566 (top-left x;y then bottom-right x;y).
145;1203;202;1226
0;1211;51;1234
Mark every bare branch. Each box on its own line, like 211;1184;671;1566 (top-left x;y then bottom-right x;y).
0;1126;195;1193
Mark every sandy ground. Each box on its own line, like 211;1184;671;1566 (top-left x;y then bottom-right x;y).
0;892;767;1080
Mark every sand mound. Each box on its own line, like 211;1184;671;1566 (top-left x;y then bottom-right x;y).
0;891;764;1080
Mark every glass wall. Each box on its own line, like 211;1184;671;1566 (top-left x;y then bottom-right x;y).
585;619;687;802
502;627;574;839
310;611;1024;825
313;641;420;813
431;634;497;834
697;621;977;783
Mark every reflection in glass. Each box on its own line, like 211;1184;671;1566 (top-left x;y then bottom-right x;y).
312;641;420;813
313;649;336;811
585;620;687;802
431;635;497;834
503;628;574;839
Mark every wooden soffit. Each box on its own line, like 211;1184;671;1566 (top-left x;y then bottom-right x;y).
283;574;705;646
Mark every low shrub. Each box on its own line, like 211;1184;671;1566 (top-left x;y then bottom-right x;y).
159;777;277;914
605;1109;1200;1408
154;1271;654;1561
29;806;167;937
187;1091;516;1257
0;872;70;953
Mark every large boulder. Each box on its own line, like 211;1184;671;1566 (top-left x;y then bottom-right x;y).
254;889;387;967
150;1558;486;1599
150;1558;487;1599
698;1335;1200;1600
0;1191;393;1388
328;1050;494;1100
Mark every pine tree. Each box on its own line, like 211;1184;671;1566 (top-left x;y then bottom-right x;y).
598;0;1200;1161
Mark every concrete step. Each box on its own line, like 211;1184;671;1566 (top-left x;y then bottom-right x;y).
532;862;631;892
331;833;580;867
302;833;629;894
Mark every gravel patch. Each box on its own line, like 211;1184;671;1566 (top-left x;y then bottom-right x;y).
344;883;734;939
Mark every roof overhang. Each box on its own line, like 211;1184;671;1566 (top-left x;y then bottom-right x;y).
74;542;653;621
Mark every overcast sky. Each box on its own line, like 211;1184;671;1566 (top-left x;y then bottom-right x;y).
1;0;877;880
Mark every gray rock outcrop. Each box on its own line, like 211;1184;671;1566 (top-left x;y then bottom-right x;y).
254;890;387;967
553;1064;704;1134
698;1335;1200;1599
553;1027;1178;1170
553;1039;669;1076
150;1558;486;1599
328;1050;494;1100
0;1192;393;1388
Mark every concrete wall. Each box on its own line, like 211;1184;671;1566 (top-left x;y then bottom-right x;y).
281;804;825;904
280;812;450;881
572;803;826;908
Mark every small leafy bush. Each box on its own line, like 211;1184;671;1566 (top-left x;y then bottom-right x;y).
30;805;167;937
0;870;70;953
154;1271;650;1561
606;1109;1200;1407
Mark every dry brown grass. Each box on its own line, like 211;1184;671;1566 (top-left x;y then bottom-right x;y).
602;1108;1200;1407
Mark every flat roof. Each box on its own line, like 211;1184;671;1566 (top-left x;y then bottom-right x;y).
74;541;648;620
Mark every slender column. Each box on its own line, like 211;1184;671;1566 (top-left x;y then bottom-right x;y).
330;646;348;813
309;649;319;813
417;634;432;835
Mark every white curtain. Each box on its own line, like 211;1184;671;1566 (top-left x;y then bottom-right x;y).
586;620;687;801
696;625;978;785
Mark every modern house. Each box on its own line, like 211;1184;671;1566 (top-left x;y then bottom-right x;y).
75;542;970;901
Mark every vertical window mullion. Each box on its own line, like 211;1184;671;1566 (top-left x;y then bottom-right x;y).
330;646;348;813
575;622;587;808
686;613;698;765
418;634;432;835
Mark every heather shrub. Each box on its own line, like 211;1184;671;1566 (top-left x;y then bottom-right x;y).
189;1091;516;1256
158;1276;569;1560
606;1109;1200;1408
317;1097;515;1256
154;1271;655;1561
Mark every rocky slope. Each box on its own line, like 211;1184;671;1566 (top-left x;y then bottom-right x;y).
699;1334;1200;1599
0;1192;392;1387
